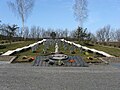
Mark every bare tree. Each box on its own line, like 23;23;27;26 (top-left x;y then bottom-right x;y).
55;29;63;38
89;33;97;43
36;27;40;39
96;29;105;42
40;28;45;38
0;24;8;36
23;27;29;39
104;25;111;42
8;0;35;37
69;30;76;38
73;0;88;27
63;29;69;38
109;29;116;42
115;29;120;42
30;26;37;39
0;23;7;40
96;25;112;43
17;27;23;38
41;28;46;38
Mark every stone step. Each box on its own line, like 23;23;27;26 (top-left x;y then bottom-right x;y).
0;61;10;64
0;56;17;63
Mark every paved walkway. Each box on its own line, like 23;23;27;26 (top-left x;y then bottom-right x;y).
0;61;10;64
0;63;120;90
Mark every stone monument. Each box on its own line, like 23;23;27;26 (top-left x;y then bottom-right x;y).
55;43;59;53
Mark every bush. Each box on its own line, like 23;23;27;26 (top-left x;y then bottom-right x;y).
0;41;4;44
114;45;117;47
3;40;9;43
0;45;6;49
84;43;94;46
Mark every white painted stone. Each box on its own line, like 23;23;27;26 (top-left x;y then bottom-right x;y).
55;43;59;53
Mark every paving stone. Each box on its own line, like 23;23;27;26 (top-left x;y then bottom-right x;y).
0;63;120;90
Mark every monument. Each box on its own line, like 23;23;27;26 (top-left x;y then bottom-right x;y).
50;42;68;61
55;43;59;53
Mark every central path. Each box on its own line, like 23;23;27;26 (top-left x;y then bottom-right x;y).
0;63;120;90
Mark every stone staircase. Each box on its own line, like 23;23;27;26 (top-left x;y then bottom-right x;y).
0;56;17;64
101;57;120;63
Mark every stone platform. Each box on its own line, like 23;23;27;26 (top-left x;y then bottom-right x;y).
0;56;17;64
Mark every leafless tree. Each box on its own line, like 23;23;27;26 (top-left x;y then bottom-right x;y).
96;29;105;42
42;28;53;38
36;27;40;39
23;27;29;39
69;30;76;38
73;0;88;27
17;28;23;37
0;24;7;36
57;29;64;38
104;25;111;42
30;26;37;39
90;33;97;43
40;28;45;38
96;25;111;42
63;29;69;38
115;29;120;42
8;0;35;37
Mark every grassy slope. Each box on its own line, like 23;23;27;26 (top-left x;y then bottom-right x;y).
7;42;120;62
14;42;101;63
87;45;120;57
73;41;120;57
0;41;36;53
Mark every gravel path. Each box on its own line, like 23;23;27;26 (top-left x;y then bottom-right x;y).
0;63;120;90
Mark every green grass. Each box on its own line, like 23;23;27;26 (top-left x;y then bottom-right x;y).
87;44;120;57
72;41;120;57
0;41;36;53
14;44;53;62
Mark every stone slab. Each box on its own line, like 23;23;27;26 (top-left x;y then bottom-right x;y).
0;56;17;63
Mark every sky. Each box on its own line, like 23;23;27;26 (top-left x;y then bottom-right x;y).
0;0;120;33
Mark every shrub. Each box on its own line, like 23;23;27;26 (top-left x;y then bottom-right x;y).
114;45;117;47
5;40;9;43
84;42;94;46
1;41;4;44
0;45;6;49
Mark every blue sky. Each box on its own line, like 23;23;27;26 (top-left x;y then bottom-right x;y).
0;0;120;33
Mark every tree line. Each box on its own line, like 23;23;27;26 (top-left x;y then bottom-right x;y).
96;25;120;43
0;22;120;44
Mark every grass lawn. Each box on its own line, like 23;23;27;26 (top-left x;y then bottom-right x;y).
0;41;36;53
72;41;120;57
87;44;120;57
